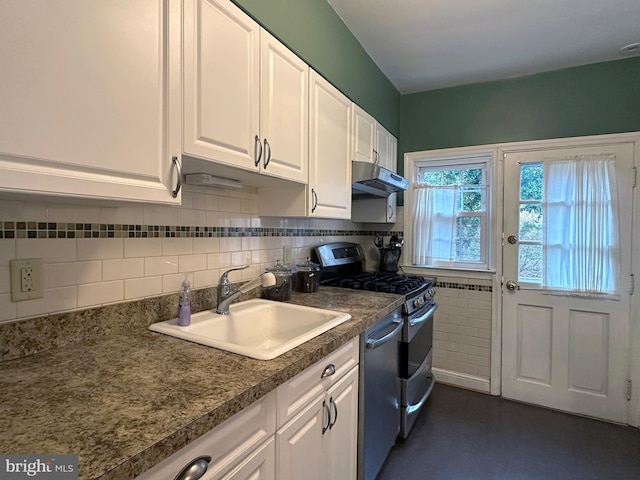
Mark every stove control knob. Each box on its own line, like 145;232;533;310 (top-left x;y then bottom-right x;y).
413;297;425;308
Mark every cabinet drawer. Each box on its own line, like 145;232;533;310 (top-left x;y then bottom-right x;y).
277;339;359;428
136;390;275;479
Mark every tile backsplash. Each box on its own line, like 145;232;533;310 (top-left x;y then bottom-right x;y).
0;185;402;323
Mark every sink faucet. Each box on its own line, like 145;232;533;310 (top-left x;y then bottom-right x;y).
216;265;276;315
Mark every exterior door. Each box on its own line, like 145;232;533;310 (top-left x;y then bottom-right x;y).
501;142;634;423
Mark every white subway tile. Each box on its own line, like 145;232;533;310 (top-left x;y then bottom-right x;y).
143;205;178;225
49;261;102;287
0;201;47;221
467;354;490;367
207;252;231;270
100;205;144;225
194;269;219;288
125;238;161;258
47;205;101;223
219;196;242;213
162;238;193;256
219;237;241;252
193;237;220;254
478;366;491;378
77;238;122;261
241;198;258;214
230;251;252;267
0;239;15;266
179;254;207;273
145;256;179;276
125;276;163;300
206;212;230;227
468;299;492;311
177;209;207;226
78;281;124;308
191;192;219;211
241;237;261;251
17;239;77;263
162;273;185;294
16;286;77;318
103;258;144;281
0;266;10;293
0;293;16;322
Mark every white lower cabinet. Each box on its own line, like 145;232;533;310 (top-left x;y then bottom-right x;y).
136;340;359;480
135;391;275;480
276;367;359;480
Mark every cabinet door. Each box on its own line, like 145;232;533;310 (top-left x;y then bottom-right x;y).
388;134;398;173
183;0;260;171
325;367;359;480
376;125;397;172
0;0;181;204
260;31;308;183
352;104;376;163
308;71;352;219
276;396;325;480
217;438;275;480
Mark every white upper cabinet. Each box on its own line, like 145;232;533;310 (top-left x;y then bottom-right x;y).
352;104;397;172
183;0;260;172
183;0;308;184
0;0;182;204
352;104;377;164
308;71;352;219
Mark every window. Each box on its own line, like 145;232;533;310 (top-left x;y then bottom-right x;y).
408;153;493;270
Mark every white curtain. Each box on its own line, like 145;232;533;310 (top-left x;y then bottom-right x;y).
543;154;620;296
412;185;458;265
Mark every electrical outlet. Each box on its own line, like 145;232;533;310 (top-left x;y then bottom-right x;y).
283;245;292;265
10;258;44;302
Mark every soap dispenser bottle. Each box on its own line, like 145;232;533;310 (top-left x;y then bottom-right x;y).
178;274;192;326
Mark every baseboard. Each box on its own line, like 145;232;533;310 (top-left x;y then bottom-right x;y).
432;368;491;394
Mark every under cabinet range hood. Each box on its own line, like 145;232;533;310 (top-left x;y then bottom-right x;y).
352;161;409;197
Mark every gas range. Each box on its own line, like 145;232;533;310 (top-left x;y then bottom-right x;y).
312;242;435;315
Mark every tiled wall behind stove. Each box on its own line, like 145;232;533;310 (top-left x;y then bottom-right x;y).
432;276;493;380
0;186;403;323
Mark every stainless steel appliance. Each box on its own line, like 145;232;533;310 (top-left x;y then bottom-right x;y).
313;242;437;479
352;161;409;197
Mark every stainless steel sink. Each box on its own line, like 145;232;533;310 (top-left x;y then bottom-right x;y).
148;299;351;360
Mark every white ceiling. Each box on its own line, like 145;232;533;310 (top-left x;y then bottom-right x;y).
327;0;640;94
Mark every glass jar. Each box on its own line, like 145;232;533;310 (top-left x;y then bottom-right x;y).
294;257;320;293
262;260;293;301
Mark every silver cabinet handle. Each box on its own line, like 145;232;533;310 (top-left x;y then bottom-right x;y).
171;156;182;198
365;320;403;349
322;399;331;434
373;150;379;165
329;397;338;430
311;188;318;213
321;364;336;378
263;138;271;168
254;135;262;167
174;455;211;480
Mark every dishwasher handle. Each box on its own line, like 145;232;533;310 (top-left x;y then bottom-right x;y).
365;319;403;349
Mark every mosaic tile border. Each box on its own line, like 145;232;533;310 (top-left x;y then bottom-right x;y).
436;281;493;292
0;221;402;240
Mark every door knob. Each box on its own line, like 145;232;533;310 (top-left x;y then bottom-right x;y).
507;235;517;244
505;280;518;291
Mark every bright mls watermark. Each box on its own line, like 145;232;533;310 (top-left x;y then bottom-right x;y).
1;455;78;479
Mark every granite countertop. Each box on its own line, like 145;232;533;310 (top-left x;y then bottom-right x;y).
0;287;403;480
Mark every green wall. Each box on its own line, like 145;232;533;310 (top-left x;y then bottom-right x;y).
399;57;640;172
233;0;400;135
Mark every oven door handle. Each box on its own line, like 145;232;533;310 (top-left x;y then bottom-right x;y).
365;320;403;349
409;303;438;327
406;373;435;414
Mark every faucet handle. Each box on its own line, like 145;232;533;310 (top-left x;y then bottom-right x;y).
219;265;250;285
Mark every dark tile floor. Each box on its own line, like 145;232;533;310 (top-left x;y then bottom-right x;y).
378;384;640;480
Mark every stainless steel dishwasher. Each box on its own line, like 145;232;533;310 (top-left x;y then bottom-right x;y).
358;307;403;480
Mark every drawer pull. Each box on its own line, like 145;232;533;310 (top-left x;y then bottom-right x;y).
320;364;336;379
174;455;211;480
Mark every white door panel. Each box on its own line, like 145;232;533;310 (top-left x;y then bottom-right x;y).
502;142;634;423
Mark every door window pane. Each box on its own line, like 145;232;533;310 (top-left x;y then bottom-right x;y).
520;164;543;200
518;244;542;281
519;204;542;241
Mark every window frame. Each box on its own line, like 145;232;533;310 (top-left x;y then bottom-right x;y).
404;149;497;272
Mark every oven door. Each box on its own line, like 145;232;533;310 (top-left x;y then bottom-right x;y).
399;301;437;440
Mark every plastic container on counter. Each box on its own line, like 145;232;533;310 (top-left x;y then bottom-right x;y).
262;260;293;301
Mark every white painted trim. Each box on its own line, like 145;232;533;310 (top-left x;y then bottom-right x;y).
406;131;640;422
432;367;491;394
